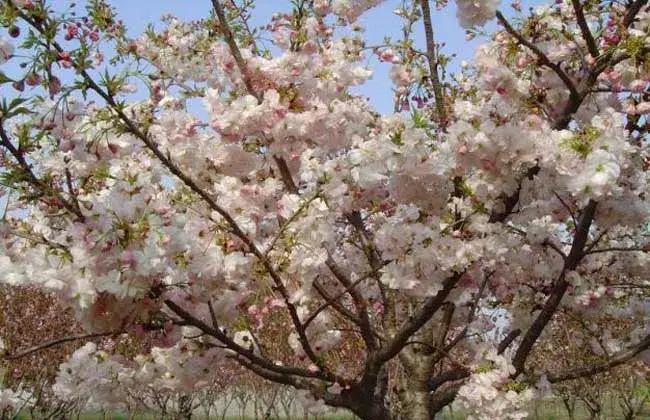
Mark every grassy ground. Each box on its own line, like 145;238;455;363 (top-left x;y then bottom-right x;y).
15;397;650;419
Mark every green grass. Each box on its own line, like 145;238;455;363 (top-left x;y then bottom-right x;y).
14;395;650;420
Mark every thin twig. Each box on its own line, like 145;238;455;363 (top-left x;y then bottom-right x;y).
0;125;84;222
311;277;363;327
262;193;320;258
543;238;567;259
324;256;377;348
4;331;119;360
496;11;580;101
443;271;494;352
211;0;301;217
584;246;649;255
303;268;381;329
553;190;578;227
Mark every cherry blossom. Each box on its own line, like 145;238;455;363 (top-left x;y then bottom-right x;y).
0;36;13;64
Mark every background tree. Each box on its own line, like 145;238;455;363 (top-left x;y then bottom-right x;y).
0;285;87;419
529;310;650;419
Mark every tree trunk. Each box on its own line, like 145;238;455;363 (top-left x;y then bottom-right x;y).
561;396;576;420
404;389;434;420
397;340;436;419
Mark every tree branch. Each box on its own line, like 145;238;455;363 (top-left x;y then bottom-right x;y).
584;246;649;255
273;156;299;194
419;0;447;126
210;0;259;100
547;334;650;383
303;267;381;330
496;11;579;101
373;272;462;366
231;354;303;388
324;256;377;349
512;200;597;375
570;0;599;58
3;331;118;360
430;383;463;413
164;299;337;382
553;190;578;227
622;0;649;27
441;271;493;354
498;328;521;355
0;124;84;222
488;165;540;223
427;368;470;392
311;277;364;327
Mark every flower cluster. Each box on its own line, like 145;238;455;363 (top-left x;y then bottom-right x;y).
455;0;500;29
457;349;534;420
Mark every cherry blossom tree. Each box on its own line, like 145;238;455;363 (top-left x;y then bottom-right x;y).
0;0;649;418
529;310;650;419
0;286;86;419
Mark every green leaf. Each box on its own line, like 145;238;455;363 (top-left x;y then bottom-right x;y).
6;106;33;118
0;71;13;85
8;97;27;109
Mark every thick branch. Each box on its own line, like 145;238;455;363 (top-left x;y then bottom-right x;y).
373;272;462;366
512;200;597;375
488;165;540;223
210;0;259;100
232;355;303;388
622;0;649;27
430;383;463;414
273;156;299;194
236;355;366;415
427;368;470;392
498;328;521;355
570;0;599;58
